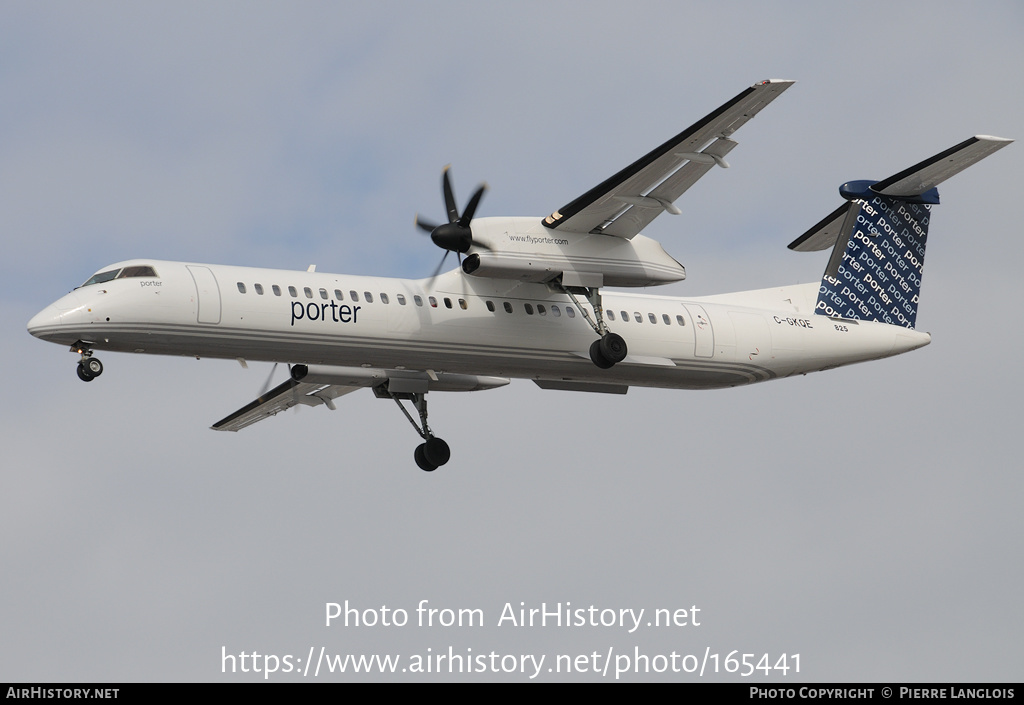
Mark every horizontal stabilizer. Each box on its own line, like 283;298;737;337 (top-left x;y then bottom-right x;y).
788;203;851;252
873;135;1012;198
790;135;1012;252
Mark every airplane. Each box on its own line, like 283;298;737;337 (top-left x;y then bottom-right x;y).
27;79;1011;471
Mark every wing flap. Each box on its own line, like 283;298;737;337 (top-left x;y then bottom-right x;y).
543;79;794;239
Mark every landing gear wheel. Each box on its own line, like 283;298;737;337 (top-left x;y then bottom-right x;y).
414;444;438;472
589;339;614;369
83;358;104;377
76;363;95;382
599;333;627;363
423;437;451;467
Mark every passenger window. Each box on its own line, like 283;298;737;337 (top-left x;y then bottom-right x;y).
459;298;467;310
272;285;281;296
350;291;359;302
537;304;546;316
663;314;671;325
414;295;423;307
364;292;373;303
676;314;686;326
304;287;313;299
288;286;298;297
397;294;406;305
551;305;561;317
429;296;438;308
380;293;389;304
649;313;657;324
566;306;575;318
254;283;264;295
634;312;642;323
486;300;495;312
443;297;452;309
607;310;616;321
237;282;246;294
621;310;629;321
319;288;329;300
334;289;344;300
503;302;513;313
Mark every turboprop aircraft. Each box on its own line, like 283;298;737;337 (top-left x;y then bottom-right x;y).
27;80;1011;471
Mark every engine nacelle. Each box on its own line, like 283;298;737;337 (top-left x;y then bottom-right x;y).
462;217;686;287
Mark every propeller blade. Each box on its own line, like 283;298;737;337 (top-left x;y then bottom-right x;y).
442;166;459;223
258;362;278;397
415;214;438;234
430;251;450;281
459;183;487;227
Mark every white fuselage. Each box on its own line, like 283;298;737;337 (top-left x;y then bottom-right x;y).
27;258;931;391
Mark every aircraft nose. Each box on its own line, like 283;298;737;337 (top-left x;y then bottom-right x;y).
27;304;63;339
27;292;84;341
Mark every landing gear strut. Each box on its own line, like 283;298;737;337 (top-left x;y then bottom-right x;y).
555;281;628;368
73;344;104;382
376;387;451;472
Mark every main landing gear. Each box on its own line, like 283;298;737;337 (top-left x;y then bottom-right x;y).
376;387;451;472
73;344;104;382
554;281;628;369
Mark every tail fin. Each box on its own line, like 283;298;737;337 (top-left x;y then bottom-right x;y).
789;136;1011;328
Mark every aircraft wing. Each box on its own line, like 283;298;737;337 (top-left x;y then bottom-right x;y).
211;377;363;432
542;79;794;239
212;365;509;432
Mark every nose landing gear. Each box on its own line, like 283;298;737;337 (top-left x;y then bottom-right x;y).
73;344;103;382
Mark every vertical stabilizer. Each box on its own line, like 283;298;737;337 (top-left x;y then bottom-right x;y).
789;136;1012;329
815;187;931;328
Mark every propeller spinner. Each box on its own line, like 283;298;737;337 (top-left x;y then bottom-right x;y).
416;166;488;278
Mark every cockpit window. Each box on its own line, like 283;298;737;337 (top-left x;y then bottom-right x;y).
81;269;120;287
118;265;157;279
81;265;158;288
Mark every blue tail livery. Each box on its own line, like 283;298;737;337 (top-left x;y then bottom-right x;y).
789;136;1012;328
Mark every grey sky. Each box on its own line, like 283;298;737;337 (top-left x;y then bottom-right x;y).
3;1;1021;682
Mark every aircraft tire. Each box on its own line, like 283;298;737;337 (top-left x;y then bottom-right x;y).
415;444;437;472
84;358;104;377
76;363;95;382
599;333;627;363
589;340;615;369
423;437;451;467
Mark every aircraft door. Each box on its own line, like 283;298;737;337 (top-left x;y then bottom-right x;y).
683;304;714;358
187;265;222;324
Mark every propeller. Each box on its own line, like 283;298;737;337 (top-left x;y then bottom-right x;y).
258;362;279;397
257;362;301;413
415;166;489;281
